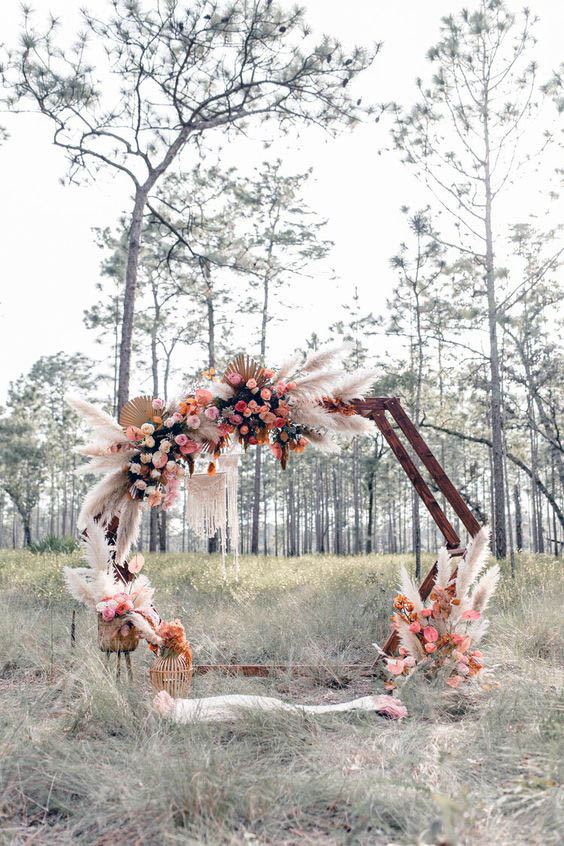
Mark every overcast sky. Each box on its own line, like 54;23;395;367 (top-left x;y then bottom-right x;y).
1;0;562;402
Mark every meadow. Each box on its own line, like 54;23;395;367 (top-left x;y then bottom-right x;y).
0;549;562;845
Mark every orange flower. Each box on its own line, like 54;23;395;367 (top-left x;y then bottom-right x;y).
207;461;216;476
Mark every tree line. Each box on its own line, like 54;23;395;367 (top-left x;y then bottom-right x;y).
0;1;562;566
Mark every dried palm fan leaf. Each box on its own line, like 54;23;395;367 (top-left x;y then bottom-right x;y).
118;396;155;429
223;354;268;387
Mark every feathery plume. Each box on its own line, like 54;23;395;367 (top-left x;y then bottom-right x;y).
290;403;333;429
322;413;374;436
396;616;426;659
78;471;129;530
435;546;453;589
456;526;490;601
212;382;235;400
76;451;134;476
276;353;303;380
66;396;127;444
334;369;378;401
399;564;424;612
63;568;99;610
128;611;163;646
81;520;112;572
288;369;342;400
302;429;340;452
301;343;351;373
115;498;143;564
471;564;500;615
131;574;155;610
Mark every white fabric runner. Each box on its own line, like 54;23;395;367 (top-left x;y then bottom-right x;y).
154;691;407;723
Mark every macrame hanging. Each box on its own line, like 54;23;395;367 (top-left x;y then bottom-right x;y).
185;452;240;580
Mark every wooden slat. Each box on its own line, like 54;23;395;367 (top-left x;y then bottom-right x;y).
369;408;461;548
193;663;378;678
386;398;482;538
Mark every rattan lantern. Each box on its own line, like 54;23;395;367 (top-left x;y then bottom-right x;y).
149;653;193;698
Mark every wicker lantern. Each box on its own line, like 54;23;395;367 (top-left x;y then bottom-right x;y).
97;616;140;653
149;653;193;698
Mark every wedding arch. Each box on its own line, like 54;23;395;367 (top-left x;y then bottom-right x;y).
64;346;481;678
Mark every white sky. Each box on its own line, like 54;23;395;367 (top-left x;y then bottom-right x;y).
0;0;562;402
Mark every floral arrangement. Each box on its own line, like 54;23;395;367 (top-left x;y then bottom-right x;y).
63;521;161;645
383;527;500;690
68;344;377;564
149;618;193;665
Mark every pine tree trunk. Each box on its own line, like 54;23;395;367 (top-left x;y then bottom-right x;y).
514;483;523;551
117;188;147;412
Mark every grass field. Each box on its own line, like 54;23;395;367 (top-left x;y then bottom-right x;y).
0;549;562;845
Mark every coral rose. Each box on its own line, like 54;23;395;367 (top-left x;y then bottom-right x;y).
195;388;213;405
423;625;439;642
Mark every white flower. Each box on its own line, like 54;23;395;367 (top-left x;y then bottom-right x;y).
164;417;174;428
166;460;176;471
143;436;155;448
141;423;155;435
134;479;147;490
150;469;161;479
160;440;171;452
129;463;142;474
140;453;152;464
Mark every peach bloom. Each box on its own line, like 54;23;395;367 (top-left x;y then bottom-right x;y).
408;621;421;633
423;625;439;642
424;643;437;653
262;368;275;379
147;489;162;507
275;381;287;396
186;415;201;429
387;658;405;676
270;443;283;460
164;417;175;427
152;452;168;469
246;378;257;389
126;425;144;441
260;388;272;401
243;408;252;417
195;388;213;405
240;425;249;435
134;480;147;490
420;608;433;618
461;609;481;621
286;381;297;390
227;372;243;385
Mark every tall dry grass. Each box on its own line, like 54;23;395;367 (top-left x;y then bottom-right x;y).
0;550;562;844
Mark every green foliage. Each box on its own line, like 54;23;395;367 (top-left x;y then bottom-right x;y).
29;535;79;555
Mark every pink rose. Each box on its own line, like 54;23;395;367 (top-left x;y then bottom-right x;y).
186;415;201;429
461;609;481;621
246;378;257;390
275;381;287;396
175;434;189;446
260;388;272;401
424;643;437;653
101;606;115;622
152;398;165;410
204;406;220;420
408;621;421;633
262;368;275;379
420;609;433;618
423;626;439;642
229;414;243;425
180;440;199;455
195;388;213;405
152;452;168;468
227;372;243;386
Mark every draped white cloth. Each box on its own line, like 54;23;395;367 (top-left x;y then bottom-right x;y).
153;690;407;723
